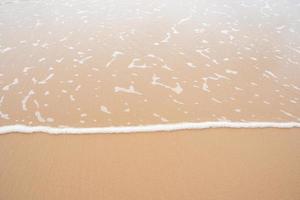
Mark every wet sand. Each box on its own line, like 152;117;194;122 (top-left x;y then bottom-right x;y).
1;128;300;200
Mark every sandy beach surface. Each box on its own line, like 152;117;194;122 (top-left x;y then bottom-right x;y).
1;128;299;200
1;0;300;199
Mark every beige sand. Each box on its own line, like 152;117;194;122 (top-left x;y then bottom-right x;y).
1;1;299;199
0;128;299;200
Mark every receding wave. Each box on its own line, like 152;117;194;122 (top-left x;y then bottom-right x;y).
1;122;300;134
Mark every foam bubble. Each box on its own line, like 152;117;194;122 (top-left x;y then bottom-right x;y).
0;122;299;134
2;78;19;91
114;85;142;95
152;74;183;94
22;90;35;111
100;105;111;114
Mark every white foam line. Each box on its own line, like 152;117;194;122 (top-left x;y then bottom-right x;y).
0;122;299;134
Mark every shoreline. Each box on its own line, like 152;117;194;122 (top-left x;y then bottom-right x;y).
1;121;300;134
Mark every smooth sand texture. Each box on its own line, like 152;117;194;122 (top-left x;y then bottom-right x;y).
0;128;299;200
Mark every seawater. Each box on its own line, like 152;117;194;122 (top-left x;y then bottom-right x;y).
0;0;300;133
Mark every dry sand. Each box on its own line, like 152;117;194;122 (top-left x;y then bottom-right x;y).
0;128;299;200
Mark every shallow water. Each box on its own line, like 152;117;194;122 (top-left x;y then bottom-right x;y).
0;0;300;127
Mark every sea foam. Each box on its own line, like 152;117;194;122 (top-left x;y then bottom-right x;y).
0;122;299;134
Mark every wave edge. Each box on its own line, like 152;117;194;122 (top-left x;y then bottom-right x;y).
0;122;300;134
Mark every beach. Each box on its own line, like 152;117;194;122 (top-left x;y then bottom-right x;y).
0;0;300;199
1;128;300;200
